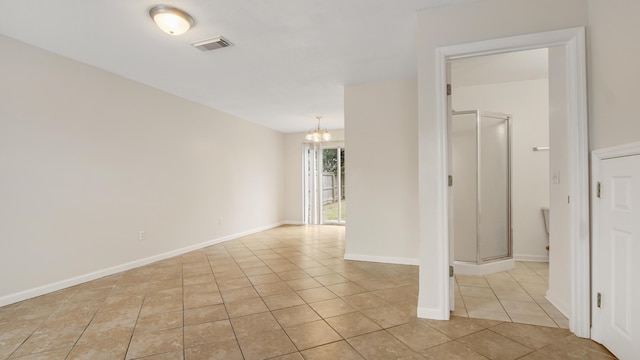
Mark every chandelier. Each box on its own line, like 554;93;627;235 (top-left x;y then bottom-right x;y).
305;116;331;143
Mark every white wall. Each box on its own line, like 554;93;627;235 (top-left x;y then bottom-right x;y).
344;78;419;264
416;0;588;318
588;0;640;150
283;130;345;224
452;79;550;262
547;46;571;316
0;35;285;305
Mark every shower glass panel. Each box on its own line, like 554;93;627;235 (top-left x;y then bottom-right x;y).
478;115;510;261
452;113;478;263
452;110;511;264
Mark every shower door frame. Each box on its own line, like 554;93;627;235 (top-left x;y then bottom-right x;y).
452;110;512;264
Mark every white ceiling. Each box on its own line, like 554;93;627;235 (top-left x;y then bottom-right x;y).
0;0;474;133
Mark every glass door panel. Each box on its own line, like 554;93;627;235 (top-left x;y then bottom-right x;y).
321;148;345;224
339;148;345;223
305;144;345;225
322;148;339;223
478;116;510;261
452;113;478;262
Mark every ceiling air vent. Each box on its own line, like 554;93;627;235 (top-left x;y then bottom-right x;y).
191;36;233;51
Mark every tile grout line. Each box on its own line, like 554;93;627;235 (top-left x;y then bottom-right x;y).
3;228;611;359
208;245;246;360
506;264;562;327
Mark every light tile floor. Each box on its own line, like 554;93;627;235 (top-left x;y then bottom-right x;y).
453;262;570;328
0;226;615;359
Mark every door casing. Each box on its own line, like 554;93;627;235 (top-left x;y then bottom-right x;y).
423;27;590;337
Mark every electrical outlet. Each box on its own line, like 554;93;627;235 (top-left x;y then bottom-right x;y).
139;231;145;241
218;218;223;225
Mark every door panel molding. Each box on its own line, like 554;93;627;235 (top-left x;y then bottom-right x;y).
591;141;640;355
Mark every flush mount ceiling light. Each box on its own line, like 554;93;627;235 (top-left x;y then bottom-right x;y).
305;116;331;143
149;5;194;35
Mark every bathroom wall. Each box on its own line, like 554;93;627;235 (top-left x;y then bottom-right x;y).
547;46;571;316
453;78;550;262
344;78;419;264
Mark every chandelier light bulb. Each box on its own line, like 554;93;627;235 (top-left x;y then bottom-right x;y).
322;131;331;141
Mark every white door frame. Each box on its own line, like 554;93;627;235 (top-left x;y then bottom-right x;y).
591;141;640;343
433;27;590;337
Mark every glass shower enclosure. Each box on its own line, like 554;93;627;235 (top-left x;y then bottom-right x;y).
451;110;512;265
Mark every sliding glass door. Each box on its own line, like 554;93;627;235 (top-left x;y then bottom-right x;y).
305;144;345;225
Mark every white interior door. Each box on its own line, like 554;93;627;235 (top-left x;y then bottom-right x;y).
593;154;640;359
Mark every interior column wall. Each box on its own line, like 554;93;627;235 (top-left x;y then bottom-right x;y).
416;0;588;318
588;0;640;149
344;78;419;264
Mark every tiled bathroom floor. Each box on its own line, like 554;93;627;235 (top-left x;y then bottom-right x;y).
454;262;569;328
0;226;613;359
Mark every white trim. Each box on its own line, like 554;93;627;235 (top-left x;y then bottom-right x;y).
282;220;304;225
454;259;515;276
0;222;283;307
344;253;419;266
417;306;447;319
546;290;571;318
592;141;640;160
513;254;549;262
431;27;590;337
300;143;307;225
590;141;640;343
566;28;591;339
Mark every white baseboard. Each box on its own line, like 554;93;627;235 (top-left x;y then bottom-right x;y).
417;306;449;320
344;253;419;266
454;259;516;276
0;222;283;307
546;290;570;318
514;254;549;262
282;220;304;225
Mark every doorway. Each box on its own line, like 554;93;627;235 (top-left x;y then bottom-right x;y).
448;46;571;325
304;143;346;225
420;27;590;337
448;48;557;325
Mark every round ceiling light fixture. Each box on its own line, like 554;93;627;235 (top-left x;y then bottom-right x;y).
149;5;194;35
